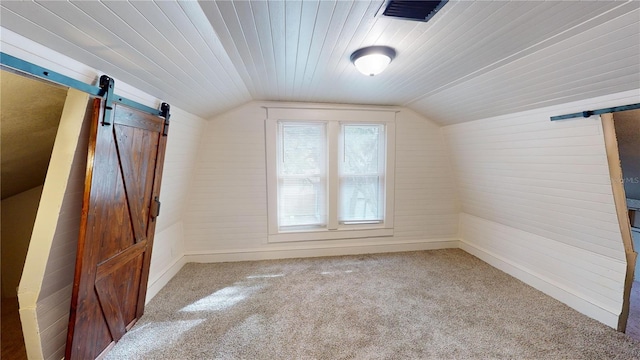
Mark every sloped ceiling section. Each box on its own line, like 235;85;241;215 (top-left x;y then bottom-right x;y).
0;0;251;118
1;1;638;125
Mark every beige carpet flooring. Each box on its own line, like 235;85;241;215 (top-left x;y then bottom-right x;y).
106;249;640;359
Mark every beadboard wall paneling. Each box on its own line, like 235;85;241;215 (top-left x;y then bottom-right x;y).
37;285;73;360
185;103;269;252
146;221;188;304
444;90;640;328
183;102;460;259
393;109;461;240
155;106;207;233
36;110;89;303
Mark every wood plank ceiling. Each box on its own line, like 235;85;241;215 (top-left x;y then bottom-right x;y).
1;1;638;125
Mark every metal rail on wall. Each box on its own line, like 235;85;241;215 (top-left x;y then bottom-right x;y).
0;52;168;122
550;103;640;121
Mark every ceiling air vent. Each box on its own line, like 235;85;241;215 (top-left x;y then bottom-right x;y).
380;0;448;22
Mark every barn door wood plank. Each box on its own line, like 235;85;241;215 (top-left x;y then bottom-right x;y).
94;278;126;341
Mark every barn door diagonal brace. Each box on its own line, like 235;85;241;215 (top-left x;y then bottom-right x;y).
0;52;167;118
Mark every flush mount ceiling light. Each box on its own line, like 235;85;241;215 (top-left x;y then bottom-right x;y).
350;46;396;76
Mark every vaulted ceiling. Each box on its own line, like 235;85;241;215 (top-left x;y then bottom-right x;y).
1;1;638;125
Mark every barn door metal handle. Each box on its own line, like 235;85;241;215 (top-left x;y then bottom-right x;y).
150;197;161;220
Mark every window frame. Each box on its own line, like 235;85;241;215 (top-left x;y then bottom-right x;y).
265;107;395;243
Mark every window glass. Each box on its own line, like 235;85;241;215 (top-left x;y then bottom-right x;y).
278;123;326;228
339;124;385;223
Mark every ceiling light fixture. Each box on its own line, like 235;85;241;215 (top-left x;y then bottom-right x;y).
350;46;396;76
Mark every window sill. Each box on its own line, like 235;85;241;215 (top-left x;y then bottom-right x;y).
267;227;394;243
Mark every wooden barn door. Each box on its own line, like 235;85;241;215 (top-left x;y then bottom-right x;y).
65;97;169;359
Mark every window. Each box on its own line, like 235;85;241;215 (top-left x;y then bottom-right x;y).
339;124;385;224
266;107;395;243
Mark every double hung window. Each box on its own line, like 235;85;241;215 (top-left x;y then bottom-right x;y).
266;107;395;243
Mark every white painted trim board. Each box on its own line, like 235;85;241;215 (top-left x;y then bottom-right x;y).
184;239;459;263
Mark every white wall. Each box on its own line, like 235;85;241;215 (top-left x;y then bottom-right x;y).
3;27;206;360
443;90;640;328
183;102;460;262
1;186;43;297
145;105;207;302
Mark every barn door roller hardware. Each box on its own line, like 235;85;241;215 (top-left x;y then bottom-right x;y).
551;103;640;121
99;75;115;126
0;52;168;119
161;102;170;136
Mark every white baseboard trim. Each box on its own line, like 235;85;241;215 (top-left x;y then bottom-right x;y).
459;240;620;329
145;256;187;304
184;238;460;263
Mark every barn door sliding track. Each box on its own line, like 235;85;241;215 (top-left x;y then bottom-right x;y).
550;103;640;121
0;52;170;131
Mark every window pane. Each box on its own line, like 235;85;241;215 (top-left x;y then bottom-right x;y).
339;124;384;223
342;125;381;175
340;175;381;222
278;122;326;228
281;123;324;176
278;177;325;227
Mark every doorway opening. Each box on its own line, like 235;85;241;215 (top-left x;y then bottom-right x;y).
613;109;640;339
0;69;69;359
602;109;640;340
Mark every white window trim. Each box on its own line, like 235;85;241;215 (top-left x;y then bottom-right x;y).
265;107;396;243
